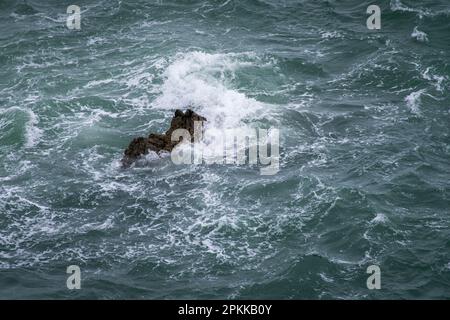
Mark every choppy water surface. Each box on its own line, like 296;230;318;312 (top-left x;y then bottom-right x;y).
0;0;449;299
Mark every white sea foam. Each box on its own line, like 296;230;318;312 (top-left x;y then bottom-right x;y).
120;63;155;89
319;272;335;283
405;89;425;114
84;78;114;89
0;106;42;149
391;0;450;18
371;213;388;224
390;0;432;18
24;109;42;148
422;68;446;92
0;160;34;182
411;27;428;42
320;30;343;39
153;51;263;129
87;36;107;46
79;218;114;233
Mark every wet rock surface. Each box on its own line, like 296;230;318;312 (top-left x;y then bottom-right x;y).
122;109;207;167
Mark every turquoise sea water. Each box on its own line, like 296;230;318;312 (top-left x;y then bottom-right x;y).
0;0;449;299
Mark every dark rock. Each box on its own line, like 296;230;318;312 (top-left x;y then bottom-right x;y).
122;109;207;167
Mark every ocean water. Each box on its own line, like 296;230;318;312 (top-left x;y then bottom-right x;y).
0;0;449;299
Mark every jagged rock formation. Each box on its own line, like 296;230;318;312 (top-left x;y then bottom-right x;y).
122;109;207;167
